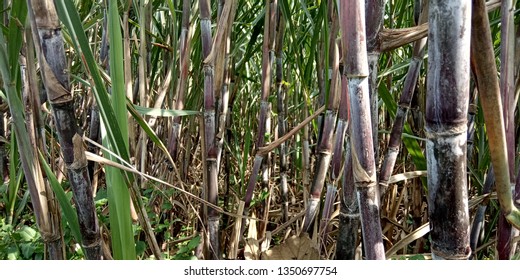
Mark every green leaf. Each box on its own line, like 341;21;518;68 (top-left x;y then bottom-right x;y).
187;235;201;249
17;226;37;241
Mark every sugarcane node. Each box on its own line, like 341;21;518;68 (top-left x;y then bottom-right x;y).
32;6;60;29
431;246;471;260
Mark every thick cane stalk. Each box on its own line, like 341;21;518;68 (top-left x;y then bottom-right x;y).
27;0;102;259
426;0;471;260
340;0;384;260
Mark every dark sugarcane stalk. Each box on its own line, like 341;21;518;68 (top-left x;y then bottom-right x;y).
334;58;359;259
328;0;343;184
302;106;311;202
87;11;106;182
198;0;219;259
20;29;64;259
257;0;277;239
331;66;348;184
379;1;428;196
274;16;289;222
168;0;192;165
426;0;471;260
27;0;102;259
340;0;384;260
211;0;237;242
243;0;277;233
199;0;237;259
497;0;517;260
215;0;231;174
335;135;359;259
220;0;234;233
302;14;340;234
365;0;384;164
466;89;477;163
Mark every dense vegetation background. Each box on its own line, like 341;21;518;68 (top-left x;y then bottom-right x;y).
0;0;519;260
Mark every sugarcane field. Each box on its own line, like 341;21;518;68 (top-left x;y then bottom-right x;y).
0;0;520;261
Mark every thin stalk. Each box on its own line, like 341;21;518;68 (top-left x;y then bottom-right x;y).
365;0;384;163
426;0;471;260
340;0;384;260
275;16;288;222
333;54;357;259
199;0;217;259
87;10;106;183
168;0;192;164
200;0;238;259
243;0;276;235
379;1;428;195
302;17;339;234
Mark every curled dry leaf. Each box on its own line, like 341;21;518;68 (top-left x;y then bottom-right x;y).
260;234;320;260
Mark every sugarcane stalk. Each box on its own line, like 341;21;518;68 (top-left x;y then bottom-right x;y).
335;135;359;259
379;1;428;195
340;0;384;260
198;0;218;259
21;25;64;259
426;0;471;260
26;0;102;259
168;0;192;164
365;0;384;163
470;0;520;260
497;0;517;260
274;15;288;222
302;15;340;234
243;0;277;234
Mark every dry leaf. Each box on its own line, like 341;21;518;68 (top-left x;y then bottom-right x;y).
261;234;320;260
244;238;260;260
